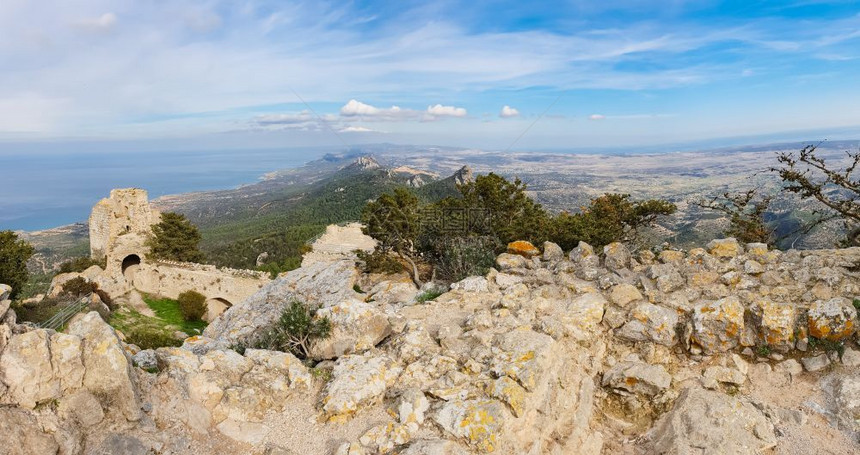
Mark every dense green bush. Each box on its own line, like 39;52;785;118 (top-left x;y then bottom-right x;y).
0;230;35;299
57;256;106;274
254;300;332;359
147;212;205;262
124;327;182;350
355;249;403;274
697;189;775;245
550;193;677;250
60;277;99;298
177;290;207;321
360;174;677;283
433;236;498;282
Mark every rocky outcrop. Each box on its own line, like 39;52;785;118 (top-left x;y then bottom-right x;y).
2;235;860;454
646;386;776;454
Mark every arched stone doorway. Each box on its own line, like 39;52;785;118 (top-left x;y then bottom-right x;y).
121;254;141;282
204;297;232;322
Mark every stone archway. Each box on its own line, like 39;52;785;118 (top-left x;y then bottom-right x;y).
121;254;141;282
204;297;232;322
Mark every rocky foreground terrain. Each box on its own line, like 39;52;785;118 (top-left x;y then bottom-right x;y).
3;229;860;454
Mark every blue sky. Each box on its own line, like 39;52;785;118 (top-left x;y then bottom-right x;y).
1;0;859;151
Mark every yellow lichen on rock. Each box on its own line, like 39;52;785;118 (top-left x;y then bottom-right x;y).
507;241;540;258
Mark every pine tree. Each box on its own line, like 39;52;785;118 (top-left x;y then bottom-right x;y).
147;212;205;262
0;230;35;299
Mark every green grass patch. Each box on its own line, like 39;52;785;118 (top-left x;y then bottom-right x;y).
415;289;444;303
142;295;207;335
108;307;182;350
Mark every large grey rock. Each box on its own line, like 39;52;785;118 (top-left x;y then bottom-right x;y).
691;296;744;354
542;241;564;261
0;283;11;301
67;312;141;421
89;433;153;455
824;373;860;434
310;298;391;360
0;407;60;455
0;329;83;409
434;399;509;453
603;360;671;396
569;241;599;267
616;302;679;346
808;297;857;341
322;352;402;420
646;387;776;454
133;349;157;370
204;259;360;346
603;242;631;271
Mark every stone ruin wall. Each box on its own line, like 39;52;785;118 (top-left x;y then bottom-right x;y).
89;188;161;263
130;261;270;321
82;188;270;319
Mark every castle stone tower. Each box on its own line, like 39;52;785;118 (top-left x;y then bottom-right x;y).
89;188;161;263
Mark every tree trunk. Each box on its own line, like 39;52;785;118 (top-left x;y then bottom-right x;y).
398;252;423;288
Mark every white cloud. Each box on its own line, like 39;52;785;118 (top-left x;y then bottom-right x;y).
499;105;520;118
74;12;117;32
589;114;606;120
341;99;380;116
426;104;467;117
339;126;378;133
340;99;406;119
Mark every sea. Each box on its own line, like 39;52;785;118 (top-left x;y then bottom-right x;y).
0;148;324;232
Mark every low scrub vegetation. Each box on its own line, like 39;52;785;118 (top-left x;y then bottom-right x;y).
60;277;99;298
254;300;332;359
110;307;183;350
361;173;676;284
177;290;207;322
143;295;207;335
57;256;106;274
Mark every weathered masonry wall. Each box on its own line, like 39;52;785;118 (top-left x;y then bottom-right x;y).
130;260;269;320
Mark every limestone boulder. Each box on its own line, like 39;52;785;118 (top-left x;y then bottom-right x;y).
608;283;642;307
495;253;528;270
824;373;860;434
490;329;556;392
0;407;60;455
542;241;564;261
434;399;509;453
539;292;605;340
67;311;140;420
58;390;105;427
204;259;360;346
133;349;157;370
449;276;489;293
616;302;679;346
691;296;744;354
706;238;742;258
646;387;776;454
602;360;671;396
808;297;857;341
322;352;402;420
0;330;75;409
658;250;684;264
569;241;600;267
754;299;796;350
656;271;685;293
0;283;11;301
507;240;540;258
603;242;631;271
368;280;419;306
310;298;391;360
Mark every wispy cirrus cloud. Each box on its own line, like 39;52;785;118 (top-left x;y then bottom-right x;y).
0;0;858;147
